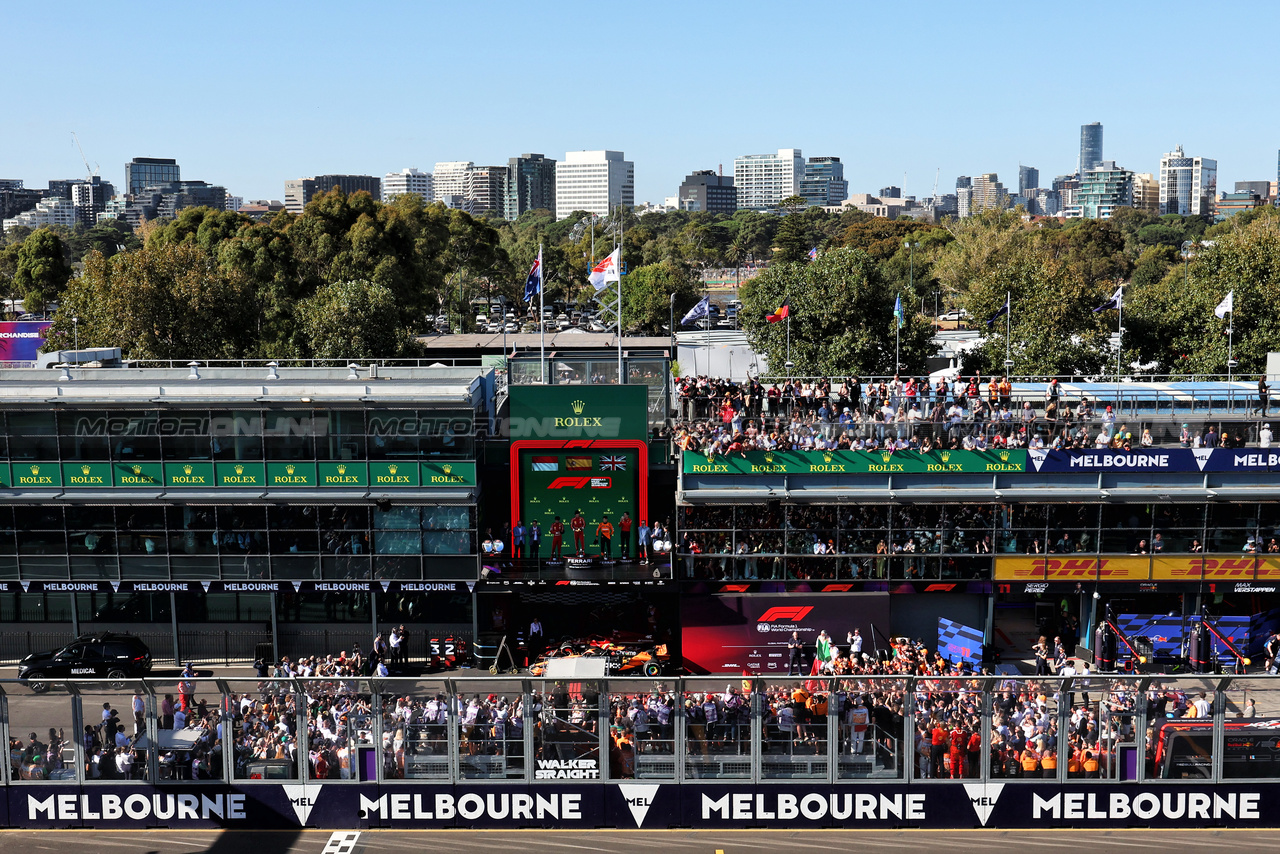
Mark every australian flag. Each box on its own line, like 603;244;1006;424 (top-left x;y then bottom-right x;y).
522;248;543;303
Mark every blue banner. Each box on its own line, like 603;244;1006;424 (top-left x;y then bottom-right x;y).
1028;448;1280;473
937;617;984;665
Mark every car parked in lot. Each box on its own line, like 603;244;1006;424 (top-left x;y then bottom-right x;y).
17;632;152;691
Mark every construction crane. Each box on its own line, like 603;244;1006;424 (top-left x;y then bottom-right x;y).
932;167;940;200
70;131;98;179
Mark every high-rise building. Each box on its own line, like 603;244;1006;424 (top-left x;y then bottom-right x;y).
1033;189;1061;217
971;173;1006;212
1217;192;1265;218
45;180;81;200
955;176;972;218
382;168;433;203
733;148;805;209
126;157;180;195
432;162;477;212
1235;180;1271;200
1080;123;1103;176
1077;161;1133;219
284;174;381;214
2;196;76;232
799;157;848;207
504;154;556;220
0;186;43;221
554;150;634;220
468;165;507;216
1132;173;1160;215
1018;165;1039;195
677;170;737;214
70;176;115;226
1053;175;1081;210
225;196;244;212
879;186;902;199
1159;145;1217;216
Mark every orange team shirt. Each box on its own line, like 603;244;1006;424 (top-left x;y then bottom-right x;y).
597;521;614;539
571;516;586;532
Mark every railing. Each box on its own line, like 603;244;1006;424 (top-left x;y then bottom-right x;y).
3;674;1277;787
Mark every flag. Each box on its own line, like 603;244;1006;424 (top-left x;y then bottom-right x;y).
1214;290;1234;319
1092;285;1123;313
807;247;818;261
566;456;592;470
599;455;627;471
531;456;558;472
681;295;711;326
766;298;790;323
522;247;542;302
986;295;1009;327
588;247;621;292
893;294;903;328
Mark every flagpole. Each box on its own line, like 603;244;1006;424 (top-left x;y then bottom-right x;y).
1005;290;1011;371
539;243;546;385
786;311;791;378
617;204;624;385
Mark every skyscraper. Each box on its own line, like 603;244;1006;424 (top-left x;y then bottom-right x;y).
799;157;848;207
554;151;634;220
971;173;1007;212
382;168;433;203
505;154;557;220
1079;123;1103;176
126;157;180;195
1159;145;1217;216
1018;165;1039;195
733;149;805;209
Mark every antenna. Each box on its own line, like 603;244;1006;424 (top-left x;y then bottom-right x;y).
70;131;98;179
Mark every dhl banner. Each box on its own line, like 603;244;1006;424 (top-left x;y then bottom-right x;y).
995;555;1261;582
1152;556;1258;581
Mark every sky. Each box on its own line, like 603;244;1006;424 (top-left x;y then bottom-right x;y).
4;1;1279;206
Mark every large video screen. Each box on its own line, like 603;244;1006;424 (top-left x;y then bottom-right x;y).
680;592;890;674
517;446;640;556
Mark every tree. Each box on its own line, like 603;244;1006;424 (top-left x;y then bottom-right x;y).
963;246;1113;377
299;279;413;359
46;243;256;359
772;196;810;263
616;260;701;334
740;247;932;376
13;228;73;314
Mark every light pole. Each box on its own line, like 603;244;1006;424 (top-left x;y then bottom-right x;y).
72;316;78;365
1180;240;1193;290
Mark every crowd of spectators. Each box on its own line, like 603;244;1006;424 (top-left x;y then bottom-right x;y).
672;375;1269;457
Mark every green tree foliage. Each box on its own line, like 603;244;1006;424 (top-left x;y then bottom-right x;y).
615;260;701;334
299;279;412;359
1125;215;1280;375
47;243;256;359
771;196;810;263
964;246;1113;377
13;228;73;314
740;249;933;375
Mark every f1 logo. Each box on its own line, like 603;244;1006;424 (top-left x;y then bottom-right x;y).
758;606;813;622
546;476;591;489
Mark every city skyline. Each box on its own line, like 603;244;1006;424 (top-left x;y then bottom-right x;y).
4;2;1279;207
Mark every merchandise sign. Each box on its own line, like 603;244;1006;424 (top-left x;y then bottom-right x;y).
0;320;52;361
509;385;650;441
682;449;1026;475
5;781;1278;830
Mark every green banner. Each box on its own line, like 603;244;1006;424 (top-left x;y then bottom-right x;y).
267;461;316;487
319;461;368;487
115;462;162;487
682;448;1027;475
422;460;475;486
509;385;650;441
13;462;60;487
62;462;112;487
216;461;265;487
165;461;215;487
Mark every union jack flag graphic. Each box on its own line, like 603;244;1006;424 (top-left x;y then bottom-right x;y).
599;455;627;471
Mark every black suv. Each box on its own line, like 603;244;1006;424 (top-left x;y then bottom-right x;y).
17;633;152;691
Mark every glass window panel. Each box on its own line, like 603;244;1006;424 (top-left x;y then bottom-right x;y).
384;679;451;781
914;678;984;780
8;684;78;781
836;676;906;779
374;506;421;530
682;678;752;779
1219;678;1280;779
457;679;526;780
761;677;829;778
109;413;162;461
79;682;153;783
228;679;299;781
1143;677;1219;780
303;677;372;782
606;679;676;779
262;410;317;460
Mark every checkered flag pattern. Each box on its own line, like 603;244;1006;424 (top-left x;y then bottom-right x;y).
937;617;984;665
321;831;362;854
